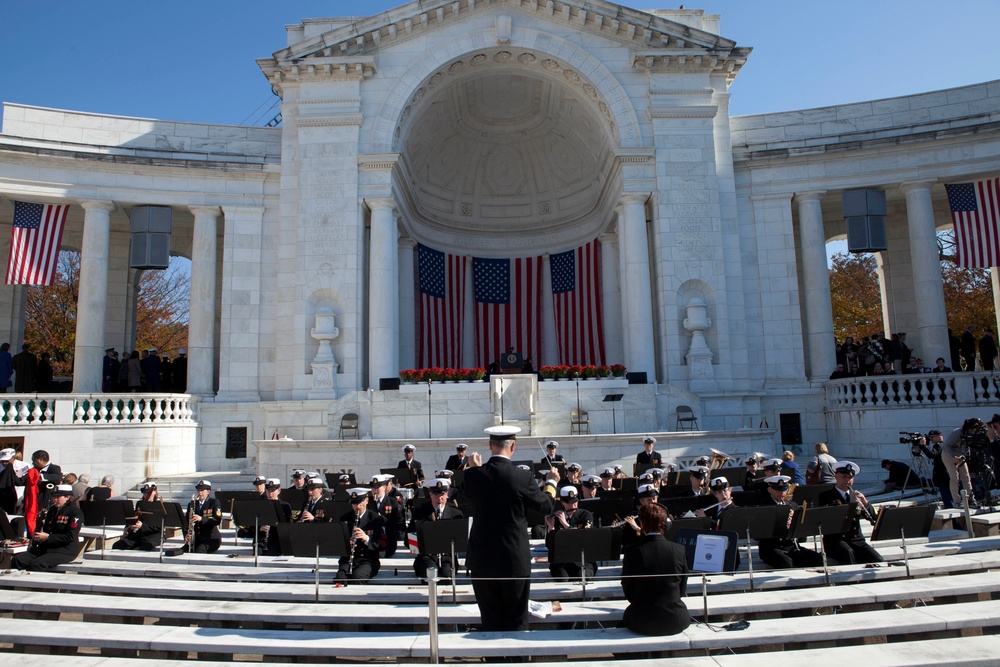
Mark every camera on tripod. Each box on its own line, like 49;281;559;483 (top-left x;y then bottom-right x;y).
899;431;924;456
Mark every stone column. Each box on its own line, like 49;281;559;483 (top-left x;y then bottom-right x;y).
901;181;949;363
398;237;416;371
599;232;624;365
72;201;113;393
614;209;630;365
794;192;836;381
188;206;220;396
541;253;558;366
367;199;398;387
620;194;656;381
463;256;474;368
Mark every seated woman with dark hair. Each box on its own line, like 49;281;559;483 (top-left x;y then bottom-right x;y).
620;503;690;636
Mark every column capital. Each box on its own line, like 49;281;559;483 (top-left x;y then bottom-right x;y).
365;197;395;212
792;191;826;205
398;237;417;250
79;200;114;214
621;192;650;206
898;180;936;195
599;231;618;246
189;205;221;218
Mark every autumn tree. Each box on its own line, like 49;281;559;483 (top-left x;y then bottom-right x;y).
828;252;883;342
133;261;190;358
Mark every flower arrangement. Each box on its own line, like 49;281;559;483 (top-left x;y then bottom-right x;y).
610;364;627;377
399;367;487;382
538;364;627;379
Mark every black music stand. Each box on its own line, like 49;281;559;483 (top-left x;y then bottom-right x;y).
789;504;853;585
275;522;351;602
664;517;712;543
578;498;635;527
719;506;784;590
450;468;466;490
871;505;935;578
732;490;768;506
711;468;746;488
792;484;835;507
283;488;306;516
633;462;655;477
603;394;624;433
137;500;186;563
418;517;470;603
662;495;715;518
232;500;283;567
674;527;739;573
80;499;134;559
386;467;418;488
549;527;618;599
325;472;358;488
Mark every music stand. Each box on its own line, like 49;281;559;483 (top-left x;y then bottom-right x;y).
664;517;712;543
871;505;935;578
549;527;618;599
662;495;715;518
633;462;655;477
603;394;624;433
674;527;739;573
137;500;186;563
792;484;835;507
789;504;853;585
325;472;358;488
386;467;417;488
275;522;351;602
232;500;283;567
711;468;746;489
450;468;466;490
578;498;635;527
80;500;134;559
418;517;470;603
283;488;306;517
719;506;785;591
731;490;768;506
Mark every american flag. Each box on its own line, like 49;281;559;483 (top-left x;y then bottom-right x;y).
946;178;1000;268
551;240;605;366
417;244;466;368
6;201;70;286
473;255;542;367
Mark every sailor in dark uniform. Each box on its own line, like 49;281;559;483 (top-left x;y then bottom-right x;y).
597;468;616;494
619;483;659;549
410;477;464;581
545;486;597;581
398;444;425;485
540;441;565;467
370;473;402;557
336;487;387;583
580;474;600;499
559;462;583;491
696;477;737;528
445;443;470;471
114;482;162;551
186;479;222;553
742;456;765;492
236;476;269;538
818;461;884;565
756;474;823;569
686;465;710;496
298;478;332;522
258;478;292;555
12;483;83;571
636;436;663;466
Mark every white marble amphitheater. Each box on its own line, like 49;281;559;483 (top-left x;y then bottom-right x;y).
0;0;998;492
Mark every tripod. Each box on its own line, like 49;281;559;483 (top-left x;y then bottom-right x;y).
899;446;934;506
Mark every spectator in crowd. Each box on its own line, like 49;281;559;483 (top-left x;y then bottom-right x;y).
102;348;117;392
160;355;173;392
36;352;53;392
915;358;932;373
903;357;922;374
806;442;838;484
933;358;953;373
961;325;977;371
829;363;849;380
880;459;922;492
899;332;913;368
86;475;114;501
980;329;998;371
889;333;903;373
127;351;143;392
919;430;953;508
949;329;962;372
70;472;90;506
0;343;12;393
12;343;36;392
780;451;805;485
173;349;188;392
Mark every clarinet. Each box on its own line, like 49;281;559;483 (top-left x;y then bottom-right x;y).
850;488;877;525
185;494;198;552
347;509;362;575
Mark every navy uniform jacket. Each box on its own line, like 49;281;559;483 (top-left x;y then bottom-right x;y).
186;497;222;542
817;487;866;540
372;492;403;556
339;507;387;572
445;454;469;471
298;496;334;523
621;533;690;636
636;450;663;465
31;503;84;558
465;455;556;578
397;459;425;483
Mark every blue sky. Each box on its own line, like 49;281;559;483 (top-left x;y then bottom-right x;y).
2;1;998;127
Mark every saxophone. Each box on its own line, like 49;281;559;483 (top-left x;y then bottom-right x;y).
185;494;198;551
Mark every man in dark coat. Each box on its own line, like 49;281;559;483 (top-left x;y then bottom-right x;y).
635;436;663;466
410;477;465;581
13;484;83;571
818;462;883;565
620;502;690;636
540;440;565;467
465;425;559;631
173;349;188;392
397;444;425;485
11;343;36;392
445;443;470;471
961;325;978;371
102;348;118;392
979;329;998;371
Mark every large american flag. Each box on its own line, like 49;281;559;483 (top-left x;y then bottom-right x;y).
473;255;542;367
551;240;605;366
946;178;1000;268
417;244;466;368
6;201;70;286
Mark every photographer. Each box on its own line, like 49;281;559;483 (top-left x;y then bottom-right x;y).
943;419;978;507
919;430;953;508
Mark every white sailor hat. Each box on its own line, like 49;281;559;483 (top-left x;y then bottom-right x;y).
304;477;325;490
456;443;468;451
338;474;351;483
709;477;730;492
516;464;532;471
647;468;664;479
425;478;452;493
835;461;861;477
53;484;74;496
764;474;791;489
688;465;710;479
566;462;582;472
264;478;282;490
485;425;521;439
434;469;455;479
762;458;783;470
643;436;656;444
745;456;759;465
140;482;157;492
0;448;15;462
402;444;416;452
347;487;370;503
253;476;266;486
613;464;624;473
637;483;659;498
195;479;212;490
559;486;580;500
600;467;616;478
370;474;393;485
695;456;711;467
580;475;600;488
545;440;559;449
291;469;306;479
663;462;677;472
638;472;656;484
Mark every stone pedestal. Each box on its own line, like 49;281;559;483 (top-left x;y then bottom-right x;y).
309;312;340;399
684;296;716;391
492;374;537;432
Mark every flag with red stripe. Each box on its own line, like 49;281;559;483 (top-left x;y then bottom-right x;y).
551;240;606;366
473;255;542;368
946;178;1000;268
417;244;466;368
6;201;70;285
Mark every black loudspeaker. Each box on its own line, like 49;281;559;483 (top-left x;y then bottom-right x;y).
779;413;803;446
130;206;172;269
626;372;647;385
842;189;887;252
379;378;401;391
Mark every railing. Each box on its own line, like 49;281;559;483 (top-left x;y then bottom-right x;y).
826;372;1000;410
0;393;197;426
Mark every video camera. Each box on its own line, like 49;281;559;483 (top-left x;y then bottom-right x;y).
899;431;925;456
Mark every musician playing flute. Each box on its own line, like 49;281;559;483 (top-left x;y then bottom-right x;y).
12;483;83;571
544;485;596;581
817;461;884;565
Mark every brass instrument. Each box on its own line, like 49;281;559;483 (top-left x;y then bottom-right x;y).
709;448;733;470
185;494;198;551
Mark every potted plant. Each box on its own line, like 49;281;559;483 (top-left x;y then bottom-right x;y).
611;364;627;378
